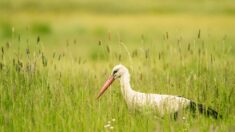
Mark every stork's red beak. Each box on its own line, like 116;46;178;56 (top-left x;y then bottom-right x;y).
97;75;115;99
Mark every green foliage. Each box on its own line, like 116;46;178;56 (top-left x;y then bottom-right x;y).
0;22;13;38
0;29;234;131
31;23;51;35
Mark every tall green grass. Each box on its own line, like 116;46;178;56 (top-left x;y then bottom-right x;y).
0;0;235;131
0;26;234;131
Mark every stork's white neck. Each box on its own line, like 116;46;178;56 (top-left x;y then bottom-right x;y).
119;71;135;104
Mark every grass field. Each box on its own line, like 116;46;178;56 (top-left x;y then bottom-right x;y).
0;0;235;131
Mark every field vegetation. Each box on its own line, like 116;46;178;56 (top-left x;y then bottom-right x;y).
0;0;235;131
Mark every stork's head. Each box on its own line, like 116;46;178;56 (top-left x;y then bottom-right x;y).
96;64;128;99
111;64;128;79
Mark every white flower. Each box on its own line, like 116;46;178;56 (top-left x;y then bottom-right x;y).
112;118;116;122
104;124;110;128
110;126;114;129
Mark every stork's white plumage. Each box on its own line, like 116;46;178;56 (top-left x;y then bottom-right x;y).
97;64;220;119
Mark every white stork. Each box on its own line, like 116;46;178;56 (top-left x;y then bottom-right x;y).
97;64;221;119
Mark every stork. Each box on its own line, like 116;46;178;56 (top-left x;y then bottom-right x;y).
97;64;221;119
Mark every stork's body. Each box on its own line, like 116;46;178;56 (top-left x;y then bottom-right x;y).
97;64;220;119
119;68;190;115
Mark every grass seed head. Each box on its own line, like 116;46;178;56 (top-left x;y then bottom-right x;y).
98;40;102;46
188;43;191;51
37;36;40;44
0;62;3;70
106;45;110;53
118;54;121;61
198;29;201;39
6;42;10;49
73;39;77;44
1;47;4;55
26;48;30;55
166;32;169;40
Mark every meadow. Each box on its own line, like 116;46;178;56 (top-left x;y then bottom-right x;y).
0;0;235;131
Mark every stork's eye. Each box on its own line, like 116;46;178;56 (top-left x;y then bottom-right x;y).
113;69;118;75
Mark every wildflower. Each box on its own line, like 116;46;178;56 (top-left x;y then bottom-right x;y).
104;124;110;128
112;118;115;122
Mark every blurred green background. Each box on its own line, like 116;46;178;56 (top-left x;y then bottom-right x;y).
1;0;235;48
1;0;235;61
0;0;235;131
